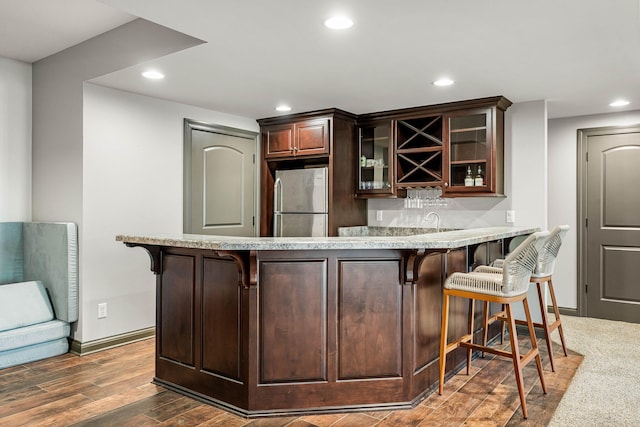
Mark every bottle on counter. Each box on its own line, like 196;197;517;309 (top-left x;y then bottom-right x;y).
464;166;474;187
474;165;484;186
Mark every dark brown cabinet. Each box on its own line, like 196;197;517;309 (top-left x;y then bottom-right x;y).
259;98;510;217
395;115;444;189
356;120;402;197
258;109;367;236
142;244;503;417
263;117;329;159
443;99;510;196
355;96;511;198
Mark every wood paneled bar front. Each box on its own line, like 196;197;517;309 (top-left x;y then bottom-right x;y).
117;227;537;418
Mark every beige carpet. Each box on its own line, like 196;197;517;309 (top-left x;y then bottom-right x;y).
549;315;640;426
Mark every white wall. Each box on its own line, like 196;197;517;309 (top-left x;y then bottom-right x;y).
82;83;258;342
0;56;31;221
548;110;640;310
505;100;547;229
31;19;203;342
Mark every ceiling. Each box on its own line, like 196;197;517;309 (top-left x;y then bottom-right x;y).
2;0;639;120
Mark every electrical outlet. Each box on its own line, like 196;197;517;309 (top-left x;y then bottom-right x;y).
506;210;516;224
376;210;383;221
98;302;107;319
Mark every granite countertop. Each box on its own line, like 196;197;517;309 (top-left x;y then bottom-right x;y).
116;226;539;251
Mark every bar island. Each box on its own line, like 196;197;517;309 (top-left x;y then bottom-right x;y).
117;226;537;417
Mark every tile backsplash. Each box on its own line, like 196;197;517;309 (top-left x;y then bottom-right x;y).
367;189;510;229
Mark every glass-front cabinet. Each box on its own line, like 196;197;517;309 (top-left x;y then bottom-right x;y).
356;121;396;197
354;96;510;198
444;106;503;196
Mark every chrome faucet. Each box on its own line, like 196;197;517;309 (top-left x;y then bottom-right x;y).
424;211;440;232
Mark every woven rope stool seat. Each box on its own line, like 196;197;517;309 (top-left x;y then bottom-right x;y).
438;231;549;419
487;225;570;372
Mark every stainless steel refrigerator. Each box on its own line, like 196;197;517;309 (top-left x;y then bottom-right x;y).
273;167;328;237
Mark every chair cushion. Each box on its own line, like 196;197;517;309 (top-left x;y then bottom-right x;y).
0;337;69;369
0;319;69;352
0;281;54;332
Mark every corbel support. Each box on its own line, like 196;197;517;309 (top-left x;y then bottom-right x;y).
217;250;258;289
125;243;162;275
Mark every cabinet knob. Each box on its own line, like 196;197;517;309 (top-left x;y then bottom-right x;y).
444;182;449;188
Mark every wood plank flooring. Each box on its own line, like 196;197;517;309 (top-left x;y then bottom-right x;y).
0;336;582;426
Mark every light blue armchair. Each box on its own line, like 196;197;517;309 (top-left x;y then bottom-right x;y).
0;222;78;369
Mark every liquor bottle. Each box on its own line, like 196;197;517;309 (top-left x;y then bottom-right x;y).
474;165;484;186
464;166;474;187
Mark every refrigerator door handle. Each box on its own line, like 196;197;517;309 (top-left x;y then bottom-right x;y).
273;177;282;236
273;177;282;213
273;213;282;237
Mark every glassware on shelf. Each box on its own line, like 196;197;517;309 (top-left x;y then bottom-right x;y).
403;188;448;208
358;122;392;195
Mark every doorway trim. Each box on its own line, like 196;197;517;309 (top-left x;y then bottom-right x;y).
183;119;259;235
577;124;640;317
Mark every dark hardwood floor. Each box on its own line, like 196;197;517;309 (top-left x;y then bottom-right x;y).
0;336;581;426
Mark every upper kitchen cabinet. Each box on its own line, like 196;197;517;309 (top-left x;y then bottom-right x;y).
356;119;403;198
257;109;367;237
262;117;329;159
395;115;444;189
443;97;511;196
356;96;511;198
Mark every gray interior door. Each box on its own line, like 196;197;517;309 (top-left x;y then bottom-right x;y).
184;120;257;236
584;127;640;323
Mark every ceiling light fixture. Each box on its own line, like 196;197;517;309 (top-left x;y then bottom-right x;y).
433;78;454;87
609;99;630;107
275;105;292;112
141;70;165;80
324;15;354;30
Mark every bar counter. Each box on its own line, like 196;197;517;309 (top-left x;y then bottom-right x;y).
117;226;537;251
117;226;536;417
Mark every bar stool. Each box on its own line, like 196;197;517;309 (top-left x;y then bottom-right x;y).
487;225;569;372
439;231;549;419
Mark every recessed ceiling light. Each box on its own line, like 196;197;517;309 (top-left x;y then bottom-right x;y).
141;70;165;80
609;99;630;107
324;15;354;30
433;78;454;87
275;105;292;112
